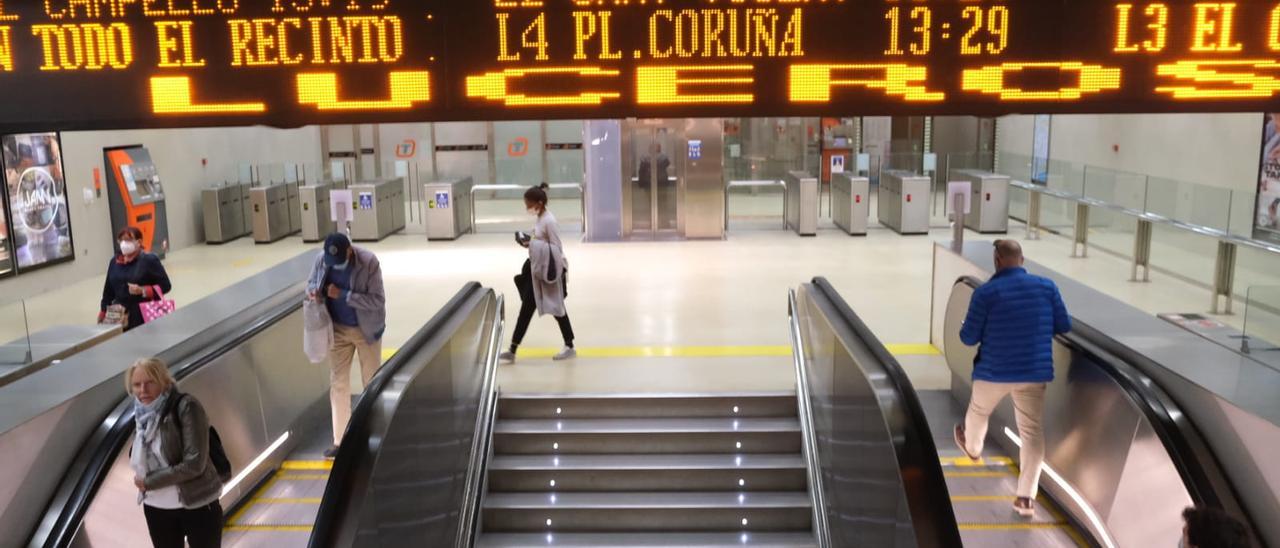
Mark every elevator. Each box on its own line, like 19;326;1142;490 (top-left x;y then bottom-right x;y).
620;119;724;240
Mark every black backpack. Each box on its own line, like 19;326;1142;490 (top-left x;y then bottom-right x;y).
168;393;233;483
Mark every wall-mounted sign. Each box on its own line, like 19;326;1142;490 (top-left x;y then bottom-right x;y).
508;137;530;158
688;140;702;160
2;133;73;272
0;2;1278;133
831;155;845;174
396;140;417;159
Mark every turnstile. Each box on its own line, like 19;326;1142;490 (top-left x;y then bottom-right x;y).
300;183;337;242
350;178;407;241
285;182;302;235
955;170;1010;234
784;171;818;236
422;177;475;240
831;173;870;236
202;185;247;243
878;170;931;235
238;183;254;236
251;183;295;243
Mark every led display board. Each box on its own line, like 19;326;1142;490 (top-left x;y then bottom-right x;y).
0;1;1279;131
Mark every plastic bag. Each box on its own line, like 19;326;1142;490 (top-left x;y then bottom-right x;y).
303;299;332;364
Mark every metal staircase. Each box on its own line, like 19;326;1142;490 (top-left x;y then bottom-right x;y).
475;393;818;547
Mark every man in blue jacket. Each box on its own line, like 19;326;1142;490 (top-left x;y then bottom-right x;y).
954;239;1071;518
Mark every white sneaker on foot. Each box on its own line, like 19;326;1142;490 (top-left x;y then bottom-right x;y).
552;347;577;360
499;351;516;364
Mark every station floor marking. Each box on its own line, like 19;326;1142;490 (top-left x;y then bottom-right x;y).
378;344;940;362
281;460;334;471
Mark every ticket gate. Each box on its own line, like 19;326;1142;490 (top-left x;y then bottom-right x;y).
250;183;295;243
300;183;337;242
783;171;819;236
831;173;870;236
878;170;931;235
954;170;1010;234
423;177;475;241
202;185;247;243
350;178;407;242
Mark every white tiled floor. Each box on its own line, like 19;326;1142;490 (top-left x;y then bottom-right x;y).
6;193;1261;394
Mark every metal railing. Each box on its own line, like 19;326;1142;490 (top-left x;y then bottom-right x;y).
725;179;787;230
470;183;585;232
787;289;831;548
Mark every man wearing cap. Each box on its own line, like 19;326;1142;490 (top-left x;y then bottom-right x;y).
307;233;386;458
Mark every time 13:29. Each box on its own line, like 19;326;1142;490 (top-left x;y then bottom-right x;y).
884;5;1010;55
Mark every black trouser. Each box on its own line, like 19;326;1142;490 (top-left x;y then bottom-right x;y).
143;501;222;548
511;259;574;350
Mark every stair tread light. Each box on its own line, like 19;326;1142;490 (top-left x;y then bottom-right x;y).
738;478;746;486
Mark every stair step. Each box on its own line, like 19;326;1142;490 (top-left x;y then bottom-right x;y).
476;531;818;547
489;454;807;491
500;393;798;419
483;492;813;532
494;418;801;455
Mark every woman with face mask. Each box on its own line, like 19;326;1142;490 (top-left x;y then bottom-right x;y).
126;358;224;548
99;226;173;331
501;183;577;363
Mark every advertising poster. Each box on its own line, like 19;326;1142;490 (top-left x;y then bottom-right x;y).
1257;114;1280;243
2;133;73;271
0;196;11;277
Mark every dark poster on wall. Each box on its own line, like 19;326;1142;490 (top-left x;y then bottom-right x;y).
2;133;74;272
0;191;12;278
1256;114;1280;244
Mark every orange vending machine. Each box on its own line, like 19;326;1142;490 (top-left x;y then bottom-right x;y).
105;145;169;258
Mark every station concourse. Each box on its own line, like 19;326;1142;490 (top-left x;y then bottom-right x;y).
1;1;1279;547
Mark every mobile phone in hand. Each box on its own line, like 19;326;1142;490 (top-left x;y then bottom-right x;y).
515;231;531;246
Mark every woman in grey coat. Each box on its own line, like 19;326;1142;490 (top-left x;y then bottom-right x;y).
500;184;577;363
126;358;224;548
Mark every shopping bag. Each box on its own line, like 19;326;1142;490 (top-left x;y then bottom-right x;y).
139;287;176;324
303;299;333;364
102;304;128;326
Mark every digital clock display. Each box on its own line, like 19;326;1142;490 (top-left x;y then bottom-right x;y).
0;1;1277;132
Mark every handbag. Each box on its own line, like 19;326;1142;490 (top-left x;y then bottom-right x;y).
139;286;176;324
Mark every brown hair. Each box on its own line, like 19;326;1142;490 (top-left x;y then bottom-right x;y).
123;357;175;396
117;226;143;241
524;183;549;213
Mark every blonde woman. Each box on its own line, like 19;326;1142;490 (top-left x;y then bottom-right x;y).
125;358;223;548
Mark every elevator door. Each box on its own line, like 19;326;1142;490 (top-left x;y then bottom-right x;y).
626;122;683;238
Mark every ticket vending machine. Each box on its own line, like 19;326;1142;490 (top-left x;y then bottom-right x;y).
105;146;169;258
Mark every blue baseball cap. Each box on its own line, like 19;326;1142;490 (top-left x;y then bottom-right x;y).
322;233;351;266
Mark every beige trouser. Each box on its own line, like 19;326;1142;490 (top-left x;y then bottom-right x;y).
330;325;381;446
963;380;1047;499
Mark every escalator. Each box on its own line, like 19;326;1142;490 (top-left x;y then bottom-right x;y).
25;280;502;548
788;276;1257;547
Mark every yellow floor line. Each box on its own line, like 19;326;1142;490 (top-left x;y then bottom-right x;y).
939;456;1014;467
225;473;279;526
224;525;314;532
255;497;323;504
959;522;1069;531
277;473;330;481
945;471;1017;478
282;460;334;471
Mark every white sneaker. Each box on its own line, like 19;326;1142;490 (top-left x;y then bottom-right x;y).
499;351;516;364
552;347;577;360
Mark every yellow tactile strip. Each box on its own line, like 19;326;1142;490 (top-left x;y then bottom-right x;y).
942;457;1089;547
223;461;331;534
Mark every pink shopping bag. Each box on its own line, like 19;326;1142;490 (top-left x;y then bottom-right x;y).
140;287;176;324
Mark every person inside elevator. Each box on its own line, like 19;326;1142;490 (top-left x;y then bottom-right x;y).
306;232;386;459
99;226;172;331
126;358;224;548
953;239;1071;518
501;183;576;363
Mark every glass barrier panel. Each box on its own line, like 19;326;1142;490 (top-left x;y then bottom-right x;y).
1037;191;1079;235
1146;221;1218;287
1243;286;1280;352
1144;177;1232;232
1045;158;1085;197
1231;245;1280;298
0;299;32;371
995;152;1035;183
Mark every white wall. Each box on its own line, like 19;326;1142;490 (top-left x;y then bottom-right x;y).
1;126;321;299
998;113;1261;233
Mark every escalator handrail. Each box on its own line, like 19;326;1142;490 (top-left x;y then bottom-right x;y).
308;282;489;548
29;285;307;548
456;294;504;548
953;276;1247;524
787;289;832;548
806;277;964;548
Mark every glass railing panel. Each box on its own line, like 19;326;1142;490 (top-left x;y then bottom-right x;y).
1144;177;1232;232
0;299;32;374
1242;286;1280;354
1147;221;1219;286
1045;158;1085;196
1232;245;1280;298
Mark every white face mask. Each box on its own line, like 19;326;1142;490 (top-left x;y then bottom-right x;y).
119;240;138;256
528;207;539;217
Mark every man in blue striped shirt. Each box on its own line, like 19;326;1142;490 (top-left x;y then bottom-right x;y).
954;239;1071;518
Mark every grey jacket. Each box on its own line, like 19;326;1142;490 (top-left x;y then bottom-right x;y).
529;238;566;317
307;246;387;344
142;392;223;508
